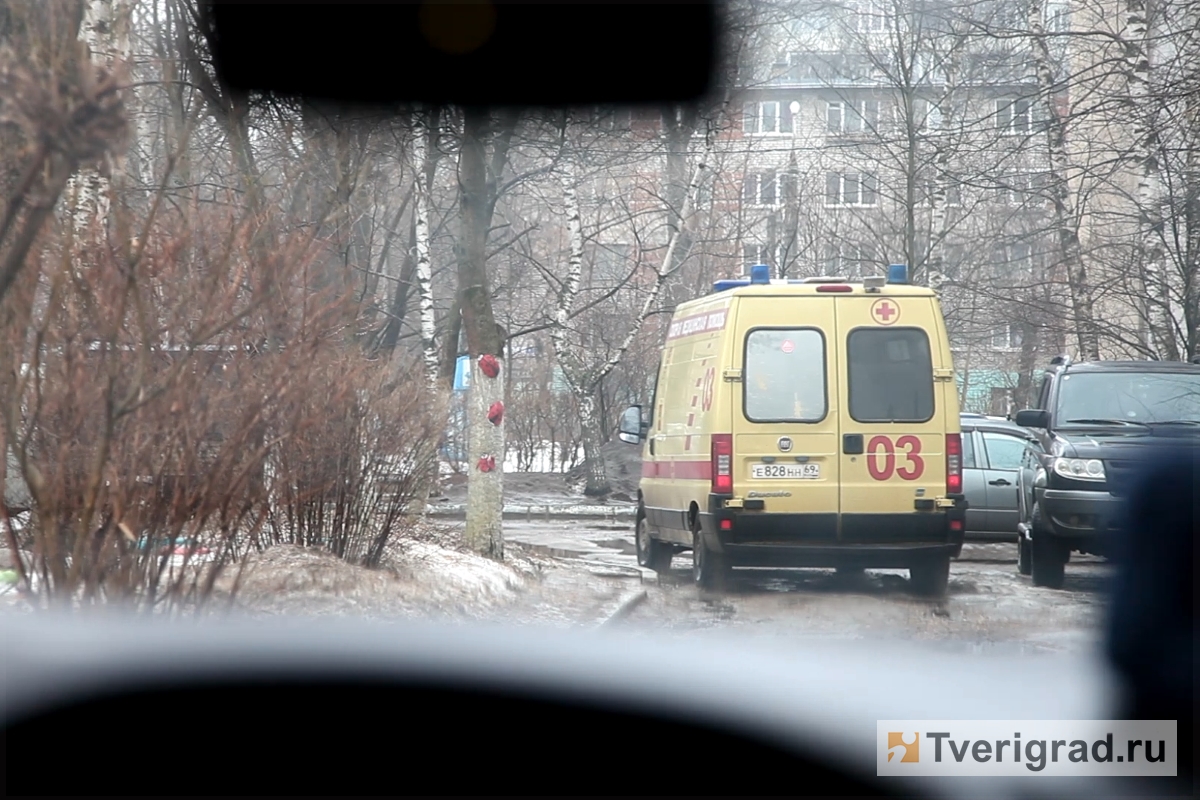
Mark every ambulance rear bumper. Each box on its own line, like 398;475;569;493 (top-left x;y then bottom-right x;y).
700;497;965;567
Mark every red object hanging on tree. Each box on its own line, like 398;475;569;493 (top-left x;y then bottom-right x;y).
487;401;504;426
478;354;501;379
477;455;496;473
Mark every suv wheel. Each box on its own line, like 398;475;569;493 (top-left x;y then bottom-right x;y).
691;517;729;591
1029;504;1067;589
910;555;951;598
635;513;672;573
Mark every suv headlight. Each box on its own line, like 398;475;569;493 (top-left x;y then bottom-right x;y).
1052;457;1106;482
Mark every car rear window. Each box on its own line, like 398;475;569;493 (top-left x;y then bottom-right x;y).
744;328;826;422
847;328;934;422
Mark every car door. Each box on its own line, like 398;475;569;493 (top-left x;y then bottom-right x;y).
979;430;1029;534
960;428;987;534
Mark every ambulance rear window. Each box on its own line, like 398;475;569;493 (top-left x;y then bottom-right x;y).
743;328;826;422
847;328;935;422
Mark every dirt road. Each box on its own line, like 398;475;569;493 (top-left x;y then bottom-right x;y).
504;521;1110;653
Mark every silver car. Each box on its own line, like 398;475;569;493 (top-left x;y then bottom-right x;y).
959;413;1042;542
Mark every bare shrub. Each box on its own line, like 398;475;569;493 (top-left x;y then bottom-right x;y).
265;357;444;568
0;198;353;611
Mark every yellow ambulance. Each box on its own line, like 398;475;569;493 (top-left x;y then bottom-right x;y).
617;264;966;596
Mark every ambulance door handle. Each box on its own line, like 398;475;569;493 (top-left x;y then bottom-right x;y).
649;436;657;455
842;434;864;455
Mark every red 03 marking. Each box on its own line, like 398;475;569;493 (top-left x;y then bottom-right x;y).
866;435;925;481
700;367;715;411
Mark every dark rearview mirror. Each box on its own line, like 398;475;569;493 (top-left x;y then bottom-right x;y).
205;2;717;107
1014;409;1049;429
618;405;643;445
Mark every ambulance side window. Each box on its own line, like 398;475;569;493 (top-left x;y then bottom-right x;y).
847;328;934;423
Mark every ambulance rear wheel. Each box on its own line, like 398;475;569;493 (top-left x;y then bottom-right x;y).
691;519;729;591
909;555;950;598
636;514;672;573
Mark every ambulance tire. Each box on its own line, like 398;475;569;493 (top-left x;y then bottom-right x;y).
909;555;950;598
636;513;673;573
691;518;729;591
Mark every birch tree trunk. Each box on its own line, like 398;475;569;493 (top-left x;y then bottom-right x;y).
1123;0;1175;359
65;0;131;232
1028;0;1101;360
1184;87;1200;359
927;48;959;288
413;109;438;387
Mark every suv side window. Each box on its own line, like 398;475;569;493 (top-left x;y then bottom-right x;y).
1036;372;1053;410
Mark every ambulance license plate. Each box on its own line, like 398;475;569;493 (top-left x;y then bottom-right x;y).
751;463;820;480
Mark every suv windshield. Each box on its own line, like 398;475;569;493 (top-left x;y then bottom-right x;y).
1057;371;1200;424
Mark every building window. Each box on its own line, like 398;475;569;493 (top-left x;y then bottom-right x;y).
997;98;1033;135
909;97;941;131
919;171;961;207
743;243;770;271
589;243;631;288
742;171;797;206
743;100;793;135
1046;3;1070;33
825;172;879;207
743;243;789;275
998;171;1050;206
991;323;1024;351
855;0;889;32
988;241;1034;282
822;242;874;276
827;99;880;134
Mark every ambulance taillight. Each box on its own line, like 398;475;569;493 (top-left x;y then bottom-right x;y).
712;434;733;494
946;433;963;494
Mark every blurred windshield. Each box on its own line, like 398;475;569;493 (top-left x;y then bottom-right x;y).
0;3;1195;789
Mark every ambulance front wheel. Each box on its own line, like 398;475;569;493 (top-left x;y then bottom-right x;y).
636;513;673;573
691;517;729;591
909;554;951;598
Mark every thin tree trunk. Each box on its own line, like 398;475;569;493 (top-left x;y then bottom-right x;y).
551;121;715;496
1124;0;1178;360
1028;0;1100;360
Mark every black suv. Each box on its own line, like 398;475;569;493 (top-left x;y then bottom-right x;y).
1013;357;1200;588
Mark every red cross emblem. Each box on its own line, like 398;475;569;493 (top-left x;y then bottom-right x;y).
870;298;900;325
